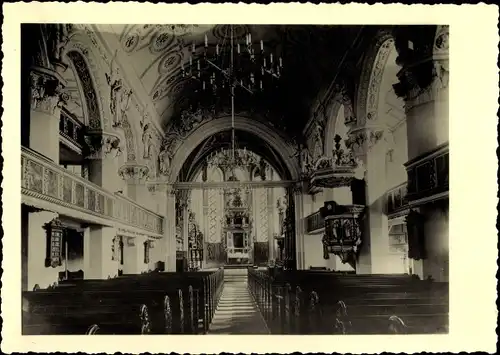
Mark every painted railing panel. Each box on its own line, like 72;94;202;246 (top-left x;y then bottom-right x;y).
386;182;409;216
405;144;449;203
305;210;325;233
21;147;164;235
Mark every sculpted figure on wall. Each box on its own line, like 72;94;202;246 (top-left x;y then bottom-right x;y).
142;123;155;159
299;145;312;176
106;51;133;127
178;106;204;134
46;24;72;65
158;146;172;176
340;86;356;125
312;124;324;163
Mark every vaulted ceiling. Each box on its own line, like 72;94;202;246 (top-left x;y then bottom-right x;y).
98;24;367;140
177;129;291;182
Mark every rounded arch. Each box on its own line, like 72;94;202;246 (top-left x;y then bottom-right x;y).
63;32;109;130
356;30;395;126
64;30;138;162
169;116;300;183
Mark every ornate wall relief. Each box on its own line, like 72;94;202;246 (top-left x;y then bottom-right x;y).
356;30;395;126
83;130;123;160
64;32;108;129
365;38;395;122
66;51;101;129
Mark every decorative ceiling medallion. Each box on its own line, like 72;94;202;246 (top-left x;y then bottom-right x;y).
151;71;186;102
122;33;139;52
158;51;183;75
161;24;207;37
150;32;176;54
212;25;250;41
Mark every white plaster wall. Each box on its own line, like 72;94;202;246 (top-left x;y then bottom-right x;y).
423;206;449;282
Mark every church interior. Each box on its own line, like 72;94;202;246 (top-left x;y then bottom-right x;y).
21;24;449;335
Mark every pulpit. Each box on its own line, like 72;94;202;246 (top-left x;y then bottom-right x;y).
321;201;365;269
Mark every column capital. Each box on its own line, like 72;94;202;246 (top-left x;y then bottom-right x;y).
393;26;449;111
118;163;149;183
29;67;69;116
84;130;123;160
345;126;386;159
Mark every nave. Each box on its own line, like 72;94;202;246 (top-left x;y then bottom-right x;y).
20;23;451;336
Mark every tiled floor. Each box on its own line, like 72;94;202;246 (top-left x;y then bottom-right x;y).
208;278;269;334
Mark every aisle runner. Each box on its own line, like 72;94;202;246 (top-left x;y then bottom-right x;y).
208;280;270;334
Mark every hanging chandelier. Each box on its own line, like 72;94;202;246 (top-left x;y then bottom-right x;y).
181;25;284;175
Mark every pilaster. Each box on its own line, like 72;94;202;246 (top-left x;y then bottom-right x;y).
29;67;68;162
293;186;306;270
118;163;150;207
83;225;118;279
393;26;450;281
85;130;124;191
164;186;177;271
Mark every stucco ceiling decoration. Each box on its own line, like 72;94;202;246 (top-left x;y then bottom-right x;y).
113;25;367;139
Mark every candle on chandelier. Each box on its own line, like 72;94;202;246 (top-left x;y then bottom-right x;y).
205;34;208;47
270;53;273;64
197;60;200;70
260;40;264;51
203;81;206;90
260;80;263;89
192;42;196;53
248;33;252;43
190;56;192;66
237;43;240;54
216;44;219;55
279;57;283;67
264;58;267;68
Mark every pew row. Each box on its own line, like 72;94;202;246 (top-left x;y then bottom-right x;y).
23;268;224;335
247;268;449;335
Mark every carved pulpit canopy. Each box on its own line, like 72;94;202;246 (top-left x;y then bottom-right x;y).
308;135;364;189
321;201;365;268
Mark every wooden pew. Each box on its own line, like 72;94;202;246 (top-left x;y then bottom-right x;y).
23;268;224;335
247;268;449;335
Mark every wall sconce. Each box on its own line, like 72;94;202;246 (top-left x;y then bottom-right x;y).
44;218;64;268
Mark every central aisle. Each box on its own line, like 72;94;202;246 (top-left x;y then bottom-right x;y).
208;269;270;334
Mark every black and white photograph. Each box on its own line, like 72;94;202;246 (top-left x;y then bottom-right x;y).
2;3;498;354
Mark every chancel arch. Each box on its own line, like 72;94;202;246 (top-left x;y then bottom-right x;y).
167;115;301;184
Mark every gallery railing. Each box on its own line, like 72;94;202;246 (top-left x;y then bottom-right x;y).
405;143;449;204
21;146;164;235
386;182;409;217
304;210;325;234
59;110;84;151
